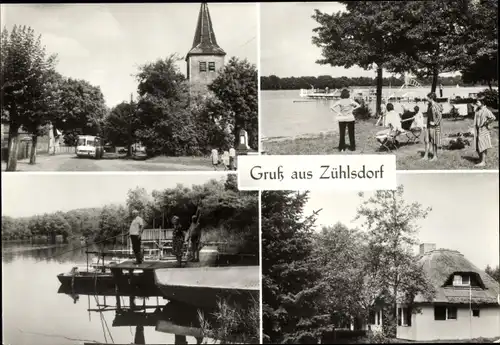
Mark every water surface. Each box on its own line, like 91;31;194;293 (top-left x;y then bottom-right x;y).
2;242;204;345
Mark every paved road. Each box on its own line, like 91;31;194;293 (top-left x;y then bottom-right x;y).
2;154;214;171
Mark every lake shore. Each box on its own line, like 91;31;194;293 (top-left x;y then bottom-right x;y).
262;118;499;170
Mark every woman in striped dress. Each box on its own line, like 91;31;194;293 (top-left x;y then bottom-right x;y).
423;92;443;161
473;99;496;167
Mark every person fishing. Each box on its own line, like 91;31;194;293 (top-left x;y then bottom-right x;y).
185;209;202;262
129;209;145;265
171;215;185;267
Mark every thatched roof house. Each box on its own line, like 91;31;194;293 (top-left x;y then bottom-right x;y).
414;246;499;305
395;243;500;341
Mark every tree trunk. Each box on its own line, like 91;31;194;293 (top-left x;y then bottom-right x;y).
29;135;38;164
6;123;20;171
431;68;439;94
376;66;383;117
488;80;492;90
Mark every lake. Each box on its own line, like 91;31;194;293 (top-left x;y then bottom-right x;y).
261;86;490;139
2;242;206;345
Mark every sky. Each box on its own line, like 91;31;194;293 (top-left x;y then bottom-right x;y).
260;2;374;78
260;2;459;79
1;173;229;217
303;173;500;269
0;3;257;108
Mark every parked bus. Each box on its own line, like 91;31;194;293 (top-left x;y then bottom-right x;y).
75;135;104;159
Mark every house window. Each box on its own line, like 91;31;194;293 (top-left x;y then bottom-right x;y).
434;306;457;320
376;310;381;325
447;307;457;319
472;308;480;317
397;307;411;326
453;274;470;286
199;62;207;72
369;310;375;325
208;62;215;71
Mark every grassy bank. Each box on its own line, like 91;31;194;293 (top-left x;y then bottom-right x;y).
263;117;499;170
198;298;260;344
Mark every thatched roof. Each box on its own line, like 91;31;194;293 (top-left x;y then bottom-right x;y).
414;249;500;305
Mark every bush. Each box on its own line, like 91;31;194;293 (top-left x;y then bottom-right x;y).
353;103;373;121
198;298;260;344
478;88;499;109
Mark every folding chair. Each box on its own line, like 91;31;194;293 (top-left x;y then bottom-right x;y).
405;127;423;144
376;129;404;153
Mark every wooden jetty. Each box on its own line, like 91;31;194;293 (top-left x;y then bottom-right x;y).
154;266;260;309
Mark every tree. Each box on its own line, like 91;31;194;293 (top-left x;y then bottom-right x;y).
355;186;435;338
460;0;498;89
103;99;137;156
52;77;107;145
485;265;500;284
262;191;328;344
22;70;63;164
312;223;367;330
1;25;58;171
312;2;413;117
392;1;472;93
97;205;127;244
209;57;258;150
126;187;153;224
134;55;199;156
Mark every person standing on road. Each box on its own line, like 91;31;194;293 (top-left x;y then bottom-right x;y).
129;209;145;264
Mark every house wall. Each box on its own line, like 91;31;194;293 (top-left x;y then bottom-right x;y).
398;305;500;341
187;55;225;93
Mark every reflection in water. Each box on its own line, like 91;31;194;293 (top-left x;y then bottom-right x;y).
2;242;213;345
63;289;213;344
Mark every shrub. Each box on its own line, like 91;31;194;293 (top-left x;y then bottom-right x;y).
198;298;259;344
353;103;373;121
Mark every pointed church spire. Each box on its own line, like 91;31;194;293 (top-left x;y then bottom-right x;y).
186;2;226;58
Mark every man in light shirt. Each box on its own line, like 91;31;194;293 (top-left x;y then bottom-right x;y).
129;209;145;264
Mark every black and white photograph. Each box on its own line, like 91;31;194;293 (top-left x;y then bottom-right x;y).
262;173;499;343
2;173;259;344
1;3;258;172
260;1;498;170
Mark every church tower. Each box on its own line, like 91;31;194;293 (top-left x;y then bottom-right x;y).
186;3;226;95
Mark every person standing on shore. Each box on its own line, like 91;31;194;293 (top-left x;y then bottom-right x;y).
331;88;361;152
473;98;496;167
423;92;443;161
129;209;145;265
439;84;444;98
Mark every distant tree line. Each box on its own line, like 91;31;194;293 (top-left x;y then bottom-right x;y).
1;25;257;171
260;75;472;91
2;176;258;255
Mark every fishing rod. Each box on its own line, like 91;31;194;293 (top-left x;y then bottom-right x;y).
35;233;125;263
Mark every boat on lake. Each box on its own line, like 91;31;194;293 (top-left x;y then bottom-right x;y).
154;266;259;309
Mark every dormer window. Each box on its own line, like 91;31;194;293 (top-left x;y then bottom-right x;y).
453;274;470;286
